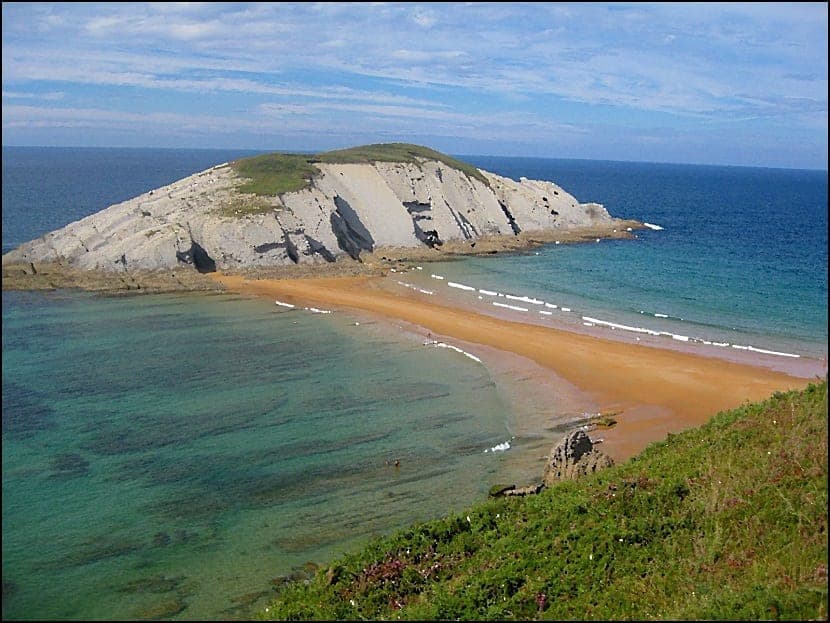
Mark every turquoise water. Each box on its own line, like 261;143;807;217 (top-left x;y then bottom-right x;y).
2;148;827;619
2;289;538;620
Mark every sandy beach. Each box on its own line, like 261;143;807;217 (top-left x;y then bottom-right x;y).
212;272;820;463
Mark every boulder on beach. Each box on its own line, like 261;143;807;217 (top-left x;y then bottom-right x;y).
542;430;614;484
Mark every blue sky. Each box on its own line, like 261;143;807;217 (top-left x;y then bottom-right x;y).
2;2;827;169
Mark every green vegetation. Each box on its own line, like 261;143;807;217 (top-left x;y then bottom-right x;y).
229;143;488;198
214;194;276;218
231;153;319;196
260;382;827;620
315;143;489;187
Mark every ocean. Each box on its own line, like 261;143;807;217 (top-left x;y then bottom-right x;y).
2;146;827;620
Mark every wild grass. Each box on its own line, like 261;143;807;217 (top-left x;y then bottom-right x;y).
231;153;318;196
315;143;489;187
259;381;827;620
214;195;276;218
228;143;488;200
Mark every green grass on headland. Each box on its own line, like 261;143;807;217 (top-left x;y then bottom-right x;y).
314;143;489;187
260;381;828;620
230;153;319;197
229;143;489;197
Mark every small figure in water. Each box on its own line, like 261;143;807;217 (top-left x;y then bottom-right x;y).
394;459;400;468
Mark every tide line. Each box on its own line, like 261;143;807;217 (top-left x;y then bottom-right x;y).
493;301;529;312
448;281;477;291
581;315;800;358
425;340;483;363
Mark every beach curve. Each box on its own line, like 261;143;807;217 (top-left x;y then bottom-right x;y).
212;272;816;462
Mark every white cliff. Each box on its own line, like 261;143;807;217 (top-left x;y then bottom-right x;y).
2;148;630;276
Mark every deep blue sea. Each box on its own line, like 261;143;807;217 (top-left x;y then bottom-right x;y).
2;146;827;620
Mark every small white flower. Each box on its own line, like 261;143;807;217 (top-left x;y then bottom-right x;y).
589;554;593;560
466;515;471;523
618;538;623;542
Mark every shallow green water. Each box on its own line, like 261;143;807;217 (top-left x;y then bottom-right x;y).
2;290;536;620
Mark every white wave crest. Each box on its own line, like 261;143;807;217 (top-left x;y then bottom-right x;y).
493;301;529;312
429;341;482;363
484;440;511;453
448;281;476;291
505;294;544;305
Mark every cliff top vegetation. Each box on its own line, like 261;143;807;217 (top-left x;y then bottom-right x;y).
259;381;828;620
230;143;488;196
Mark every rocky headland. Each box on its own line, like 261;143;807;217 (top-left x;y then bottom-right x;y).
2;144;642;293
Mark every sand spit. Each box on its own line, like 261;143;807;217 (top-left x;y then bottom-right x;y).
212;272;815;462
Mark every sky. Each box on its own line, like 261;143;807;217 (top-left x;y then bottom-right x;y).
2;2;827;169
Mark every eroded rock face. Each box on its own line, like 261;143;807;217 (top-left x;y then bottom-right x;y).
2;157;626;278
542;430;614;485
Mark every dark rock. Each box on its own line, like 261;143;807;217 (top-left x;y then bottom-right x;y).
488;483;516;497
49;452;90;479
230;590;270;606
304;235;336;262
331;196;374;259
254;242;282;254
497;200;521;235
133;597;186;620
282;232;299;264
503;483;545;497
3;579;17;599
176;240;216;273
542;430;614;485
117;574;184;594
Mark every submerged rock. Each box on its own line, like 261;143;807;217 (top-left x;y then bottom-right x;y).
49;452;90;479
542;430;614;484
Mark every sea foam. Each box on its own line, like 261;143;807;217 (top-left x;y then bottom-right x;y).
484;440;511;453
493;301;529;312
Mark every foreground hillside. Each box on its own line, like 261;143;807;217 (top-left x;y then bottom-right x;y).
2;144;640;292
260;381;827;620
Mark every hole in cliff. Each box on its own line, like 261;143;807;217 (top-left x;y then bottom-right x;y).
191;242;216;273
176;241;216;273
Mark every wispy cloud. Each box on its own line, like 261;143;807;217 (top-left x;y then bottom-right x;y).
2;90;64;101
1;2;826;167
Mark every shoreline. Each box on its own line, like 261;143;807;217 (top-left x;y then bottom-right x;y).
211;272;822;464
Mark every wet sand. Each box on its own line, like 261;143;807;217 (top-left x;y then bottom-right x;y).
212;273;818;462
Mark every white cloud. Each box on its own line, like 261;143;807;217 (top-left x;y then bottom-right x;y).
1;2;826;166
2;90;64;101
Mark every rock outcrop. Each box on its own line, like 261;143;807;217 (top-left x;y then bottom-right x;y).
2;145;639;286
542;430;614;484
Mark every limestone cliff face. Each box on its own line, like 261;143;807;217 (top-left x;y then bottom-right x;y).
2;157;621;274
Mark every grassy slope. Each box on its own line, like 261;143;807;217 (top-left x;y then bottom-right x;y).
229;143;488;197
261;381;827;620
